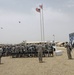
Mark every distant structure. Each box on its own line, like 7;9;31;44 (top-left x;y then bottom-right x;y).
69;32;74;45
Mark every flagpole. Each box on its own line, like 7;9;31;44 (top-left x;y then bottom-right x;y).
40;9;42;41
42;5;45;42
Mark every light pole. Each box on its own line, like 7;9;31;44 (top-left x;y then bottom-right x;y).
53;34;55;42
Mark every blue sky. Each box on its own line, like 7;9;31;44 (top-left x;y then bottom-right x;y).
0;0;74;44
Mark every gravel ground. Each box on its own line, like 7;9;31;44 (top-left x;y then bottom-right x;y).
0;47;74;75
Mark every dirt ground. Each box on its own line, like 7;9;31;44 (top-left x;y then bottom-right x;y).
0;47;74;75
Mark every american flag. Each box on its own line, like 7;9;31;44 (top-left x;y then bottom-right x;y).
39;5;43;9
36;8;40;12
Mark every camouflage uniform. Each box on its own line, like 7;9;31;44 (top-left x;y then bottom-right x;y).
0;48;3;64
37;44;43;63
65;43;72;59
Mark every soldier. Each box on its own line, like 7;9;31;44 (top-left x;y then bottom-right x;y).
48;43;54;57
0;47;3;64
11;46;15;58
37;43;43;63
65;42;72;59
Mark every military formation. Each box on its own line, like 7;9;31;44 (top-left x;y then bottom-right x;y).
0;41;73;64
0;43;55;59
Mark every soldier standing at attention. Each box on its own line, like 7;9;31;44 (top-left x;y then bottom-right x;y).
65;42;72;59
0;47;3;64
37;43;43;63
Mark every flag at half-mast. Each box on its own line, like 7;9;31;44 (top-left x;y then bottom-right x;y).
39;4;43;9
36;8;40;12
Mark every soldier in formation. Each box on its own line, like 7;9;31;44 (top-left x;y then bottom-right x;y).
0;47;3;64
